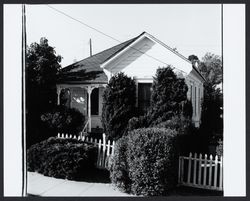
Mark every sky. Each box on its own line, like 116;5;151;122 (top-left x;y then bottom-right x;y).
25;4;222;67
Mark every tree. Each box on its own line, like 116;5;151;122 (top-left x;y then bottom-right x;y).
199;53;222;86
148;66;189;126
26;37;62;147
102;72;136;140
192;53;223;140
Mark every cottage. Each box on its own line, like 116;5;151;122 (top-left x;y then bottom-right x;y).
56;32;205;133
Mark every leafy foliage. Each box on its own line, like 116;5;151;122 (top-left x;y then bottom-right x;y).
199;53;222;86
102;72;136;140
109;136;131;193
26;38;62;147
27;137;97;181
200;84;223;139
188;53;223;140
147;67;189;126
109;128;179;196
40;105;85;135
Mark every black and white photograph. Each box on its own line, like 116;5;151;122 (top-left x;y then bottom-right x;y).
3;3;246;197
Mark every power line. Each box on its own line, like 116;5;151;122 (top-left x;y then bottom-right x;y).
46;5;188;74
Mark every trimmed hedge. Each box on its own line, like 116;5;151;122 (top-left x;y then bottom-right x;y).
27;137;97;181
109;136;131;193
109;128;179;196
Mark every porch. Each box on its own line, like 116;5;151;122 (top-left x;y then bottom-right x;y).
56;83;106;134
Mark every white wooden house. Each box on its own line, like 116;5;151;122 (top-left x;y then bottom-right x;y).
56;32;205;133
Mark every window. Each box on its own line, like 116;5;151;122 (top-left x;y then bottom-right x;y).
91;88;99;115
138;83;152;115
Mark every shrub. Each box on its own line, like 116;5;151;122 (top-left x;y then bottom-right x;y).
216;139;223;157
109;136;131;193
127;116;149;131
40;105;85;135
148;67;188;126
110;127;179;196
27;137;97;180
102;72;136;140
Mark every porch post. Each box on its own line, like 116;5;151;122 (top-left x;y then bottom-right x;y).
57;86;61;105
87;86;94;132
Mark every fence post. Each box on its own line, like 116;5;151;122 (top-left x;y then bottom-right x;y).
214;155;218;188
97;139;102;167
106;140;111;168
203;154;207;186
187;152;192;183
102;133;106;168
193;153;197;185
208;154;213;186
198;153;202;185
62;133;64;138
111;141;115;156
57;133;60;138
69;134;72;138
219;156;223;189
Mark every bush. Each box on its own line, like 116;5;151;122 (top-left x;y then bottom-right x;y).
109;136;131;193
148;67;188;126
110;128;179;196
40;105;85;135
27;137;97;180
102;72;136;140
127;116;149;131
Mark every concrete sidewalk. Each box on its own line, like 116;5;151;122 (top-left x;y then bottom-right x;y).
27;172;133;197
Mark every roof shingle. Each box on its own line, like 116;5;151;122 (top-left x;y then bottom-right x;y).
58;34;142;84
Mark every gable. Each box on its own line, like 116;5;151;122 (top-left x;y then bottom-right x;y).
102;32;195;80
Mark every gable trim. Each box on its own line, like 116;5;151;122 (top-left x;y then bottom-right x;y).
100;32;192;69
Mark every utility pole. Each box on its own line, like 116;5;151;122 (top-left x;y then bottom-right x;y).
89;38;92;56
22;4;27;197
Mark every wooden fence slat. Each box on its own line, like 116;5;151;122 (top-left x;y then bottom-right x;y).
193;153;197;184
214;155;218;187
208;154;213;186
187;153;192;183
69;134;72;138
203;154;207;186
111;141;115;155
219;156;223;189
97;139;102;167
198;153;202;185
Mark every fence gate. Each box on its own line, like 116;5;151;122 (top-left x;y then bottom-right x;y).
178;153;223;191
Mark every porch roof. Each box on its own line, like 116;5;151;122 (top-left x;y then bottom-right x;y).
57;33;142;84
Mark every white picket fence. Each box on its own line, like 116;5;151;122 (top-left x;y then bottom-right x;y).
57;133;115;169
178;153;223;191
